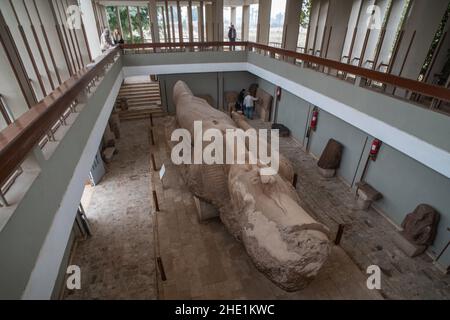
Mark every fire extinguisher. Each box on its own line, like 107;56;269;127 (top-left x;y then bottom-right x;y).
369;139;382;161
310;108;319;132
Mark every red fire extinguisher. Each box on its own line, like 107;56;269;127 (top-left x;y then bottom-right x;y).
369;139;382;161
276;86;282;100
310;108;319;131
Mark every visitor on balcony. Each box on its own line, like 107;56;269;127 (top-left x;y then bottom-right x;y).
243;92;258;120
100;29;114;52
228;24;236;51
113;29;124;45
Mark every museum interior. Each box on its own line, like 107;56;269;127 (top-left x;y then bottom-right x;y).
0;0;449;300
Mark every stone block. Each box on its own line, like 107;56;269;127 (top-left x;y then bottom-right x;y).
356;182;382;210
194;196;219;222
393;232;427;257
102;147;115;164
356;198;372;210
318;167;336;178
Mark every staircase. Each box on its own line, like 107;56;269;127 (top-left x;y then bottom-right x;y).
116;81;166;121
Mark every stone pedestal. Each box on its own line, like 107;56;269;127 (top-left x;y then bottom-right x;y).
318;168;336;178
317;139;343;178
356;182;382;211
102;147;115;164
194;196;219;222
393;232;427;257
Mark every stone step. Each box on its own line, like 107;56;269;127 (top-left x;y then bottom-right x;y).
119;96;161;102
118;91;161;98
119;111;167;121
121;82;158;88
128;100;161;109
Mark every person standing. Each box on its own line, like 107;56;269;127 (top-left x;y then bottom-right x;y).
236;89;246;112
228;24;237;50
243;92;258;120
113;29;124;45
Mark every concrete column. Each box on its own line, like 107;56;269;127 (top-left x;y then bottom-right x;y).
164;0;171;42
149;0;160;43
257;0;271;44
282;0;302;51
205;3;214;41
231;6;237;26
198;2;205;42
177;1;183;42
213;0;224;41
188;0;194;42
241;5;250;41
323;0;354;62
0;9;34;115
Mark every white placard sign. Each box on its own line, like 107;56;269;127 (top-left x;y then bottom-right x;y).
159;164;166;180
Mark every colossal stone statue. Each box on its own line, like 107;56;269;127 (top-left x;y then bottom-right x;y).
168;80;331;291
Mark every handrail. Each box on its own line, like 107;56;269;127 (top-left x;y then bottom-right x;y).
122;41;450;103
122;41;249;49
0;46;120;186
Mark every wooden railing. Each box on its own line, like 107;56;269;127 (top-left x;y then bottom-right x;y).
0;46;120;188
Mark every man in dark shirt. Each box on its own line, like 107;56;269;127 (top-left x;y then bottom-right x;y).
228;24;237;51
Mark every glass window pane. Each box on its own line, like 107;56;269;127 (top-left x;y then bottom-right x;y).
106;6;119;31
269;0;287;46
249;4;258;42
297;0;311;52
119;6;131;42
139;6;152;42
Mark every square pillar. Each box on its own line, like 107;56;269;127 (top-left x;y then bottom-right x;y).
213;0;224;41
257;0;271;44
242;5;250;41
231;6;237;26
282;0;302;51
188;0;194;42
205;3;214;41
149;0;160;43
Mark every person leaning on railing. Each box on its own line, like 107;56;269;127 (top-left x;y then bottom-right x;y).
100;28;115;52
